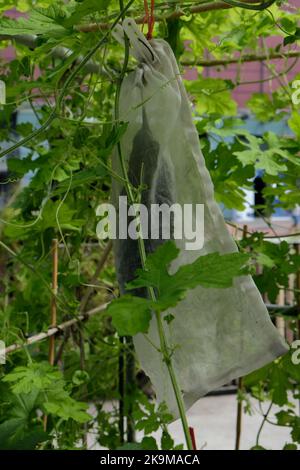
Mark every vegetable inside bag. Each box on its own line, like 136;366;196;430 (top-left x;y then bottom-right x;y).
111;20;288;417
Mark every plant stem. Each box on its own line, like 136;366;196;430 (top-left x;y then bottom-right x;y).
256;401;273;447
113;13;193;449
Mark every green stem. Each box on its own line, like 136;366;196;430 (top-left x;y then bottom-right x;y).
256;401;273;447
113;12;193;450
0;0;135;161
221;0;276;10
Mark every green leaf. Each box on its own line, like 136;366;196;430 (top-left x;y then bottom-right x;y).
63;0;110;28
276;410;294;426
186;77;237;116
107;295;152;336
288;112;300;140
72;370;90;386
0;419;47;450
283;28;300;46
108;242;249;336
291;419;300;444
283;443;298;450
51;164;107;196
128;241;249;312
161;430;175;450
141;436;158;450
44;398;91;423
0;389;48;450
3;362;61;395
247;93;287;122
0;7;70;38
233;133;289;176
280;17;297;35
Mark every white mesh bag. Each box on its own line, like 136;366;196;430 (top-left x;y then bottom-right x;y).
111;20;289;417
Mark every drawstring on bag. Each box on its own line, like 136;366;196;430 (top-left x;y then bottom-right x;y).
112;18;157;63
142;0;155;40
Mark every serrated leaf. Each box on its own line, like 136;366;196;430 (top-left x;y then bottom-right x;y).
0;7;70;38
186;77;237;116
107;295;152;336
44;399;91;423
3;362;61;395
127;241;249;312
63;0;110;28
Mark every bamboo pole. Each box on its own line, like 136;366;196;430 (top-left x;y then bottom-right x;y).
276;289;286;338
44;239;58;430
4;303;108;356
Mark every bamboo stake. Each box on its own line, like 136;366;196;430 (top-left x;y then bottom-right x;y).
48;239;58;366
4;303;109;356
276;289;286;338
44;239;58;430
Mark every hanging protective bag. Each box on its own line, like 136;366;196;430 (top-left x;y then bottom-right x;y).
111;19;289;417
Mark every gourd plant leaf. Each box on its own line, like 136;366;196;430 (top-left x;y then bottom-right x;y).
0;388;48;450
2;362;92;424
63;0;111;28
0;6;71;38
107;295;152;336
108;241;249;335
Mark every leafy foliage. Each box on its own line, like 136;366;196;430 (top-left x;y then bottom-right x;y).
108;241;249;336
0;0;299;451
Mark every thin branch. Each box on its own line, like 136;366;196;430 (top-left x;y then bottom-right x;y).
76;0;275;32
181;50;300;67
226;221;300;240
256;401;273;447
